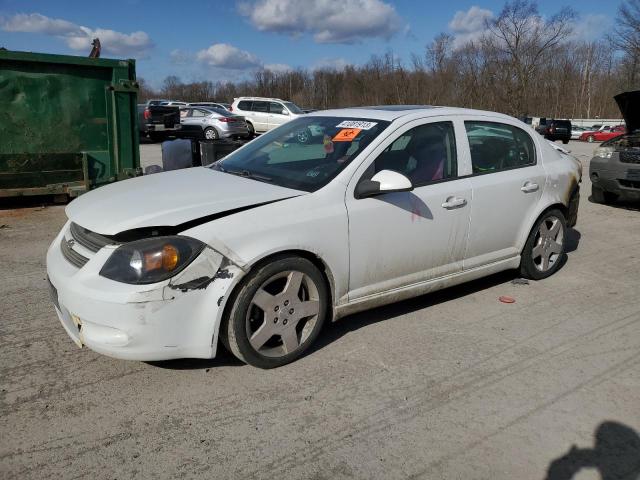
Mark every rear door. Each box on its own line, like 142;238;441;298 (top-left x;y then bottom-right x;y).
268;102;290;129
462;119;545;269
251;101;270;132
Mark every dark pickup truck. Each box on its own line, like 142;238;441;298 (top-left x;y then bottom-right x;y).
137;102;181;142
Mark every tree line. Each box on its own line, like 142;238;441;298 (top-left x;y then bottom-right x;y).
139;0;640;119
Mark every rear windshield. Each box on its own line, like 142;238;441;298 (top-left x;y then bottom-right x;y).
211;116;390;192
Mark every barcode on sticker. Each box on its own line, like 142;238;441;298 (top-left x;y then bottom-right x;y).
336;121;378;130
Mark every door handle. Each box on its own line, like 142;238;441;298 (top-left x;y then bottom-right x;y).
521;181;539;193
441;196;467;209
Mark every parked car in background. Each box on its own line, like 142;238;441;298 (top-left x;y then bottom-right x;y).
161;101;189;107
579;125;626;143
189;102;231;110
590;91;639;203
137;101;181;142
47;105;581;368
230;97;304;136
179;106;249;140
571;126;587;139
536;119;572;144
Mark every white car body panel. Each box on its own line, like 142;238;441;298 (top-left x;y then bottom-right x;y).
65;167;304;235
47;106;581;361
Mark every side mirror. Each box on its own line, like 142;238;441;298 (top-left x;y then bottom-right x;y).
355;170;413;199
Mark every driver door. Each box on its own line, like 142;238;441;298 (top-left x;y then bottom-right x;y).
345;119;472;301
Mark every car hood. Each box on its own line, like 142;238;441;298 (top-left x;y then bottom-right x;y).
615;90;640;132
66;167;304;235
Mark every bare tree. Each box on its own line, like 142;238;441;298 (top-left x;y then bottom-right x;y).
610;0;640;86
485;0;576;115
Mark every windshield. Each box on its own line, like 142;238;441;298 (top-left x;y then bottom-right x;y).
284;102;303;114
211;116;390;192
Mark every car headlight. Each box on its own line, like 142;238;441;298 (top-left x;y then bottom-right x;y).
594;146;614;159
100;236;206;284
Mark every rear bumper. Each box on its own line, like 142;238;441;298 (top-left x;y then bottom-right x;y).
590;155;640;201
146;124;181;132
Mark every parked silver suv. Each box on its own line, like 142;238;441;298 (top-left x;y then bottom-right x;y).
230;97;304;135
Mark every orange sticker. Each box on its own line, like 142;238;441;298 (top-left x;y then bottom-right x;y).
332;128;361;142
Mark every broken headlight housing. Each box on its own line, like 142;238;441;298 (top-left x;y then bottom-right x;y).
100;236;206;284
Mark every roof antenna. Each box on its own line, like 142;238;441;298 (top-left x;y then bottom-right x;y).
89;38;101;58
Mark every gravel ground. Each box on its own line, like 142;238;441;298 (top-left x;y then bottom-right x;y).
1;141;639;479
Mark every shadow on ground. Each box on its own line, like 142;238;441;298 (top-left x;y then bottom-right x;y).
545;421;640;480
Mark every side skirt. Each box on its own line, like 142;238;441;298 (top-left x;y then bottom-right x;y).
333;256;521;321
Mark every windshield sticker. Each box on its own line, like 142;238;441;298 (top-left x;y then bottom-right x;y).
333;128;361;142
336;120;377;130
323;135;334;153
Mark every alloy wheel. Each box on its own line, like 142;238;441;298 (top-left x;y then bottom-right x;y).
245;270;320;357
531;215;564;272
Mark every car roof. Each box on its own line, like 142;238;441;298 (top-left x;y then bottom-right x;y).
306;105;519;123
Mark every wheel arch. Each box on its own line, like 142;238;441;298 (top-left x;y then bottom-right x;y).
216;248;337;351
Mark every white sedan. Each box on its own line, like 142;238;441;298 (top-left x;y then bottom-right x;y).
47;106;582;368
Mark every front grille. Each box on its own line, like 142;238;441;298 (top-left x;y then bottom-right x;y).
619;179;640;189
620;151;640;164
70;222;113;252
60;238;89;268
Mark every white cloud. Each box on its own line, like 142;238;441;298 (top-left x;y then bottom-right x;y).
263;63;292;72
170;49;193;65
448;6;493;47
238;0;403;44
0;13;153;57
196;43;262;69
312;57;350;71
569;14;612;42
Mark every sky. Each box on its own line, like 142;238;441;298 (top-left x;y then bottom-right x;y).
0;0;616;88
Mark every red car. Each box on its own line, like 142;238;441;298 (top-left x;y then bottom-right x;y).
579;125;626;143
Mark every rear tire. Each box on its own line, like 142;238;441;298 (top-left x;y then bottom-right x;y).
149;132;165;143
587;135;595;143
520;209;567;280
246;122;255;138
221;256;328;369
591;185;615;204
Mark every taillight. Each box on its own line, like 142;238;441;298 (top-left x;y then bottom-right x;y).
143;108;151;120
218;117;233;122
550;127;555;133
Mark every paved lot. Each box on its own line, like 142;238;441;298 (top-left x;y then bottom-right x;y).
1;141;639;479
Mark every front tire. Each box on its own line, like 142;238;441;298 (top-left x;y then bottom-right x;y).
221;256;328;368
587;135;595;143
520;209;567;280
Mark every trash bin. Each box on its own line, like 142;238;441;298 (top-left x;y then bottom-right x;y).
199;139;244;166
161;139;201;171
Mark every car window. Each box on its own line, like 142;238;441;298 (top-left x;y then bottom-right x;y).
238;101;252;110
371;122;457;186
269;102;285;114
253;101;269;113
213;116;390;192
191;109;208;118
180;109;189;118
465;121;536;174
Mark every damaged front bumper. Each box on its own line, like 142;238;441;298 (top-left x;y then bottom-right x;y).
46;222;243;361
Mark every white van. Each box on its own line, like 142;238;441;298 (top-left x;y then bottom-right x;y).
230;97;304;135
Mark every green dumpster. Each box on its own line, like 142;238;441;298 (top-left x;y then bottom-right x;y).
0;50;141;197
